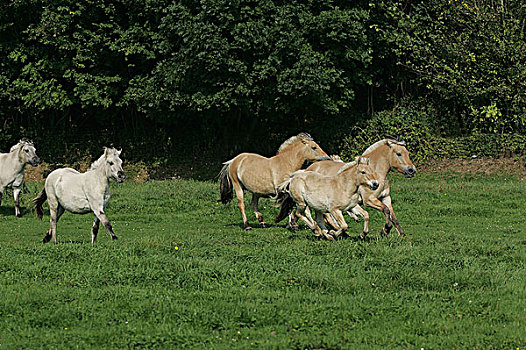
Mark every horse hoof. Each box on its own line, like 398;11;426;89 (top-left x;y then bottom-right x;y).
42;235;51;243
245;226;252;231
287;224;300;231
260;222;268;228
112;236;119;241
359;232;367;240
16;213;22;218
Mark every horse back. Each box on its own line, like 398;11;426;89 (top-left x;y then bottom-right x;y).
306;160;344;176
229;153;279;195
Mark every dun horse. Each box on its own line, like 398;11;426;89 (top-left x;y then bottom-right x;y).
33;147;126;244
0;139;41;217
219;133;330;230
276;157;381;240
304;137;416;237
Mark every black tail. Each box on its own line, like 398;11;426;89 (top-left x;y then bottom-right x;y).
275;191;295;223
32;188;47;220
218;162;233;204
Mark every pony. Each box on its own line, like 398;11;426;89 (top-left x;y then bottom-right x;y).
219;132;330;230
0;139;41;216
33;147;126;244
275;157;381;240
304;137;416;237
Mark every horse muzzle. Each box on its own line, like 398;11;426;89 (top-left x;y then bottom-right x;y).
116;171;126;183
369;180;379;191
30;157;41;166
404;166;417;178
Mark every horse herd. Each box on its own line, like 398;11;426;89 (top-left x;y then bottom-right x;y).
0;133;416;243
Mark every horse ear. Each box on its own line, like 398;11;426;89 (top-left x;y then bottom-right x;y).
385;140;393;147
118;148;122;156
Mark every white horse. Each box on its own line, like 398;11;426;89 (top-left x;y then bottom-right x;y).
33;147;126;244
0;139;41;216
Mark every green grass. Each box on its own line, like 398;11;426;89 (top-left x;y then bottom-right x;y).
0;173;525;349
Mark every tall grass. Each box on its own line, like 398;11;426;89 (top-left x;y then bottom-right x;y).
0;173;524;348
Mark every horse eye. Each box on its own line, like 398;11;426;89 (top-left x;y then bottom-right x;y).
396;152;402;156
109;161;114;166
361;171;366;174
311;146;317;150
24;149;29;153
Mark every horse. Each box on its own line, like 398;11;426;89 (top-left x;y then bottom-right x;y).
304;137;416;237
275;157;381;240
0;139;41;217
219;132;330;230
33;147;126;244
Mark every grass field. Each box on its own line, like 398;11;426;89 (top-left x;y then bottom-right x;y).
0;172;525;349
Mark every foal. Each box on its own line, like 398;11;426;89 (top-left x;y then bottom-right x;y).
276;157;382;240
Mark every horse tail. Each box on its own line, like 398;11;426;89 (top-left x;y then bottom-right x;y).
32;188;47;220
274;178;295;223
218;160;234;204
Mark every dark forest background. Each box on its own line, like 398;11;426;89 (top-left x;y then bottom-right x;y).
1;0;525;174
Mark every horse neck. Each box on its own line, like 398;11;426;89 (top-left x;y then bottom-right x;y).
276;142;306;172
5;151;26;174
90;164;111;187
336;167;360;195
364;146;391;179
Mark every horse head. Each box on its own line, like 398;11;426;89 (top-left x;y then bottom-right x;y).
15;139;41;166
299;135;330;162
103;147;126;183
355;156;379;190
385;139;417;178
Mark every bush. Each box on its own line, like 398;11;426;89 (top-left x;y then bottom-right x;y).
340;105;526;164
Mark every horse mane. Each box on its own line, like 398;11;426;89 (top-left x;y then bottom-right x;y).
337;161;357;175
277;132;313;154
362;137;406;156
9;139;34;153
89;147;120;170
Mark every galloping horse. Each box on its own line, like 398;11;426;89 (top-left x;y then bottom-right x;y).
275;157;381;240
306;137;416;237
33;147;126;244
219;133;330;230
0;139;41;216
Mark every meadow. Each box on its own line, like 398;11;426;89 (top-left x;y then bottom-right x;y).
0;171;525;349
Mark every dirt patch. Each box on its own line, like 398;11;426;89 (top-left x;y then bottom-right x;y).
419;157;526;179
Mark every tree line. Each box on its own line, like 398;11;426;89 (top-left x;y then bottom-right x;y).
1;0;524;164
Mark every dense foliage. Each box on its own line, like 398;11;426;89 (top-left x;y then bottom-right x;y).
0;0;524;163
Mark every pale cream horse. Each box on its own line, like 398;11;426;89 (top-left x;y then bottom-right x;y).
307;137;416;237
219;132;330;230
33;147;126;244
0;139;41;216
275;157;381;240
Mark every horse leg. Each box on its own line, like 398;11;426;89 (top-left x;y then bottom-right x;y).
13;187;22;217
328;210;348;238
251;194;267;228
286;212;300;231
364;197;392;236
347;206;363;222
96;211;118;240
350;205;369;239
231;180;251;230
382;196;404;236
315;211;334;241
295;204;315;230
91;215;100;244
45;205;64;244
324;212;339;230
0;189;3;207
